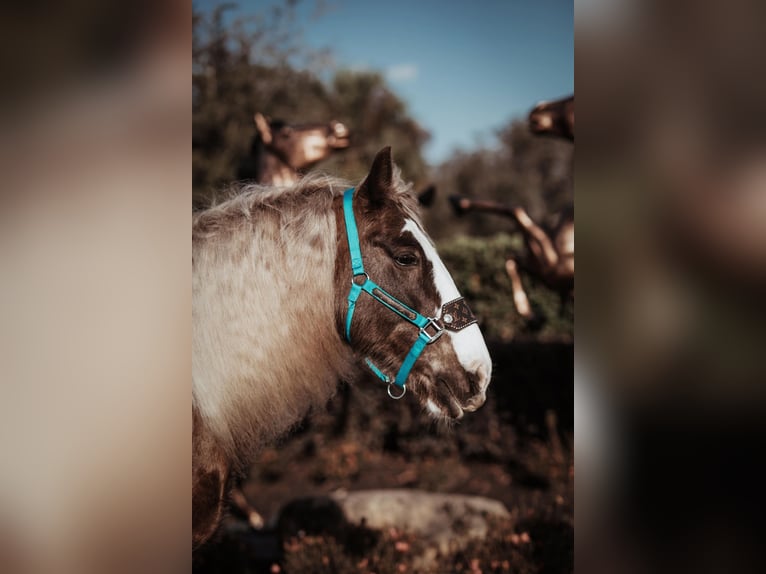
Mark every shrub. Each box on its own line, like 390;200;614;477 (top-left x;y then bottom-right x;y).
437;233;573;342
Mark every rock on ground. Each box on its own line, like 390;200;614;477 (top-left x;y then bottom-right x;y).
276;488;510;565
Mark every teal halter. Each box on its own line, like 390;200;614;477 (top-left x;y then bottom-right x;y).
342;187;445;399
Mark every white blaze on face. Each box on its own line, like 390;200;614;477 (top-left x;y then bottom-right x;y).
402;219;492;390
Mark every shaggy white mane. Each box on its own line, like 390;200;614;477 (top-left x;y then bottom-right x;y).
192;167;416;469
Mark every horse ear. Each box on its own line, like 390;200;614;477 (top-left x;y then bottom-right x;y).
358;146;394;204
254;113;272;144
417;184;436;207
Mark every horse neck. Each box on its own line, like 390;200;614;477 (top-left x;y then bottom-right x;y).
192;199;353;467
260;152;300;186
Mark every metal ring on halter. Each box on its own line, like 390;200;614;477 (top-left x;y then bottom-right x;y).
387;382;406;400
352;272;369;286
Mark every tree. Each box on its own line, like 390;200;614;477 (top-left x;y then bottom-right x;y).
193;3;333;201
423;120;573;240
192;3;429;204
319;71;430;184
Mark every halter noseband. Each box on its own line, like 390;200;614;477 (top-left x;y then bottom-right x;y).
342;187;477;399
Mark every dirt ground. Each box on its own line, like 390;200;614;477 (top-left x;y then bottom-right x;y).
194;341;573;574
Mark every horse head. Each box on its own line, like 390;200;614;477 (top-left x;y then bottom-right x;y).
254;113;350;172
528;95;574;141
336;147;492;420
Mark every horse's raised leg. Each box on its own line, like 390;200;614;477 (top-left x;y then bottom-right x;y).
230;487;265;529
505;259;533;319
512;207;559;271
192;409;231;550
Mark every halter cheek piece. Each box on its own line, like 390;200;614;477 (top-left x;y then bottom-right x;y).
342;187;477;399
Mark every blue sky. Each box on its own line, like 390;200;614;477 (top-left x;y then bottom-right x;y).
197;0;573;164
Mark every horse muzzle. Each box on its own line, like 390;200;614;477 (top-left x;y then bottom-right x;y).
462;390;487;413
328;122;350;148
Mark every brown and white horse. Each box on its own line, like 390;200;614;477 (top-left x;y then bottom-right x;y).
193;147;492;548
238;113;350;186
529;94;574;142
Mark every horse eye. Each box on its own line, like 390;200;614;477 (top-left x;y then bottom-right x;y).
394;253;418;267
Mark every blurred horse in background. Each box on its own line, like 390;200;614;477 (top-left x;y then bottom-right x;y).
449;197;574;318
448;95;574;320
529;94;574;142
238;113;350;185
193;147;492;548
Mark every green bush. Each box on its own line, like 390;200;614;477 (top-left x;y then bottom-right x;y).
436;233;573;342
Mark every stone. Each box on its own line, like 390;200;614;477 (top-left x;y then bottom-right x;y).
276;488;510;566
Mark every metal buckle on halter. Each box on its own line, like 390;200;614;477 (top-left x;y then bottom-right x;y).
387;383;406;400
420;318;444;344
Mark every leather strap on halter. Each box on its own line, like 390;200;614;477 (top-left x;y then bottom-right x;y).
439;297;477;331
342;187;477;398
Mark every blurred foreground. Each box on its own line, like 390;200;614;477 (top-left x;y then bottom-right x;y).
0;1;190;573
194;341;573;573
577;1;766;573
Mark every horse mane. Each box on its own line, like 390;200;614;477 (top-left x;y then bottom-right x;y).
193;168;419;243
192;167;418;469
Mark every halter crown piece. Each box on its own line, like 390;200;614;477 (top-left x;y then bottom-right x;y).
342;187;477;399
